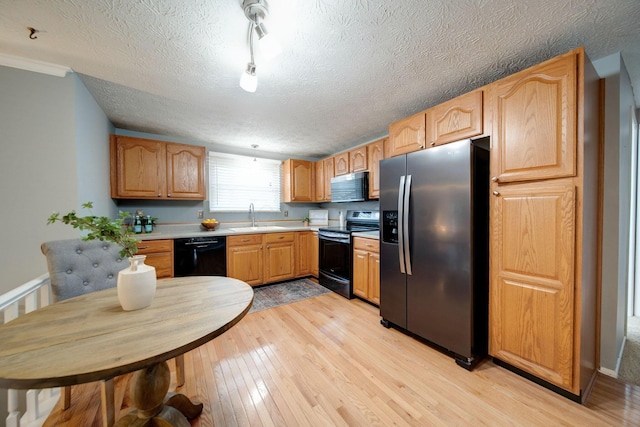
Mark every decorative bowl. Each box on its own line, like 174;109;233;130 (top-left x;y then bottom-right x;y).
201;220;219;231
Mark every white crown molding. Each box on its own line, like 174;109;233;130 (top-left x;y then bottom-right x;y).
0;52;72;77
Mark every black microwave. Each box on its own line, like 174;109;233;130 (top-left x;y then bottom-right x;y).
330;171;369;202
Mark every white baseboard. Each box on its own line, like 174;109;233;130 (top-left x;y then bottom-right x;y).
599;367;618;378
598;336;627;378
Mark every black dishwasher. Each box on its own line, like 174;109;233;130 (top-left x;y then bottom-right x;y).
174;236;226;277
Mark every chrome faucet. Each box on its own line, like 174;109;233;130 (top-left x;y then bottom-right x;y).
249;203;256;227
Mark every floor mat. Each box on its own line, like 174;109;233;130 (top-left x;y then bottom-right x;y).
248;278;331;313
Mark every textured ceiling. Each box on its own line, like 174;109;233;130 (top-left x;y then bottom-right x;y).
1;0;639;159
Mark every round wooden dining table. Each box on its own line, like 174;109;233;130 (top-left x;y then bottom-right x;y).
0;275;254;426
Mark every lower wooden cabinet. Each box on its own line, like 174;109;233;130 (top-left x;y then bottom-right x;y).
490;180;576;389
227;232;300;286
136;239;174;279
264;232;296;283
227;234;264;286
296;231;316;277
311;232;319;278
352;237;380;305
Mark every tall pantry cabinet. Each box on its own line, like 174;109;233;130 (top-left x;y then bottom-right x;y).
488;47;601;401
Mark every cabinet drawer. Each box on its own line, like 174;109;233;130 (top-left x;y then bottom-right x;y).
265;232;295;243
228;234;263;246
144;252;173;278
136;239;173;254
353;237;379;252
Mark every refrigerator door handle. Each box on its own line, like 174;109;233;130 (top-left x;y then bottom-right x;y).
398;175;406;274
403;175;412;275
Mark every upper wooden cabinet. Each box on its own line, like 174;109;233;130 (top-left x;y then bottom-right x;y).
315;157;334;202
387;111;426;157
349;146;368;172
367;138;385;199
282;159;314;202
426;90;483;147
314;159;325;202
334;152;350;176
110;135;206;200
388;91;484;158
165;143;208;199
491;53;577;184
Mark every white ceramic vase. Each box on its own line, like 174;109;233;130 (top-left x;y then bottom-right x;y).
117;255;156;311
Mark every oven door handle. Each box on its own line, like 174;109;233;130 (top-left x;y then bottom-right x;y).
319;271;350;285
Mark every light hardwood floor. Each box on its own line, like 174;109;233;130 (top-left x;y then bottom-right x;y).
44;292;639;426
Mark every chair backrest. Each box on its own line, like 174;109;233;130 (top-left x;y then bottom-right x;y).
41;238;128;302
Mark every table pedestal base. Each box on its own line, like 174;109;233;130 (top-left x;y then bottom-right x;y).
114;361;203;427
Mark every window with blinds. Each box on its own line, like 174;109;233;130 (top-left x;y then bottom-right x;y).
208;152;282;212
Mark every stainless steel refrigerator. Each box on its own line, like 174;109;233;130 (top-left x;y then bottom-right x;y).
379;137;489;369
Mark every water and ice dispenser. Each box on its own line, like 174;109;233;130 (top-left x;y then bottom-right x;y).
382;211;398;244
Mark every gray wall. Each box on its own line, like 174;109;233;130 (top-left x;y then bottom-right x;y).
0;65;116;296
593;53;637;373
74;76;117;217
1;66;75;295
0;65;115;421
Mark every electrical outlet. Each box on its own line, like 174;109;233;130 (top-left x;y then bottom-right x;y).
284;211;288;217
197;210;204;219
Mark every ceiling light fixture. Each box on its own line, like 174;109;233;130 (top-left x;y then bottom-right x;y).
239;0;282;92
239;26;257;93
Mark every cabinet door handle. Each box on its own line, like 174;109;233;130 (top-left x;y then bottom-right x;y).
430;141;435;146
137;245;150;250
167;193;172;197
492;191;500;196
491;176;499;182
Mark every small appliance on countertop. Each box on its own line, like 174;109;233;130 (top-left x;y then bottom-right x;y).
308;209;329;226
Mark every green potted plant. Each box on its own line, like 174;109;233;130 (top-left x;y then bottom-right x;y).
301;216;310;226
47;202;156;311
47;202;139;258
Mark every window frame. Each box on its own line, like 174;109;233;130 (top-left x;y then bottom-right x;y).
207;152;282;213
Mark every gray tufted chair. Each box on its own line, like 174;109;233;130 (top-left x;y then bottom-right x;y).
42;238;127;303
41;238;185;427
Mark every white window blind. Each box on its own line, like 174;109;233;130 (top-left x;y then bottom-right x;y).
208;152;282;212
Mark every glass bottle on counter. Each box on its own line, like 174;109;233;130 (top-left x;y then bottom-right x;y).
144;215;153;233
133;215;142;234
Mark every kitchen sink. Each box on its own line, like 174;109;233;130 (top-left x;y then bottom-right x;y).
229;226;288;232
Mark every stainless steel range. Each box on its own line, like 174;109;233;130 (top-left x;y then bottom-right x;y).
318;210;380;298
